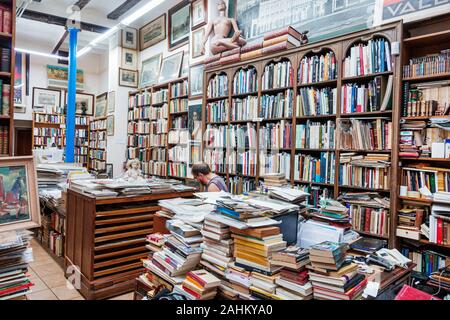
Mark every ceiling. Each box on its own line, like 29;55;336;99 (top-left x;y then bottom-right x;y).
15;0;179;57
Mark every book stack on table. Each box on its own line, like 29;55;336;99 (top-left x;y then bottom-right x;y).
307;241;367;300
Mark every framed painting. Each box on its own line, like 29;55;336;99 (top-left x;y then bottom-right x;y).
94;93;108;118
64;92;95;116
181;50;189;78
168;0;190;50
140;54;162;88
0;156;40;233
158;52;183;84
139;14;166;51
121;27;138;50
107;91;115;114
32;87;61;109
119;68;139;88
121;48;138;70
191;27;205;58
189;62;204;98
191;0;207;30
107;115;114;136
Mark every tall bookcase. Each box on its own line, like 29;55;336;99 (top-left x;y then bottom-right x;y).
89;116;107;173
127;77;191;180
202;22;402;247
0;0;15;156
395;14;450;264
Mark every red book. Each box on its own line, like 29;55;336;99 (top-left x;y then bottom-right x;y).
241;42;263;54
395;285;441;300
181;285;203;299
359;44;364;75
261;41;296;55
204;53;221;64
263;26;302;41
437;218;443;245
3;8;11;35
0;282;34;297
221;47;241;58
365;208;371;232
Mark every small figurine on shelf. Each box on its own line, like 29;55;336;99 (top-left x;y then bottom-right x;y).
123;158;145;182
300;31;309;45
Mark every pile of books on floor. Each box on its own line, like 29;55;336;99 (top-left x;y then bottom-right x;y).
200;216;233;278
0;230;34;300
145;232;165;257
308;241;367;300
173;269;221;300
221;264;252;299
271;246;313;300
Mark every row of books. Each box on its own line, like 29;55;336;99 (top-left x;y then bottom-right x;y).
262;60;294;90
168;145;188;163
206;100;229;123
168;162;187;178
259;152;291;180
0;47;10;73
297;87;337;117
89;149;106;161
231;96;258;121
429;203;450;245
208;74;228;98
89;159;106;171
127;147;164;162
260;90;294;119
168;129;189;145
34;113;66;124
339;155;390;190
170;98;188;113
298;51;337;84
33;127;64;137
0;82;10;116
229;123;257;149
403;49;450;78
0;4;12;34
89;140;106;150
295;121;335;149
129;91;152;108
343;38;392;77
293;152;335;184
233;67;257;94
89;119;106;130
401;247;448;276
171;115;187;129
400;167;442;196
34;136;64;147
128;104;169;120
142;160;167;176
338;118;392;151
205;124;227;149
153;89;168;104
401;81;450;117
228;177;256;195
171;80;188;98
228;150;257;176
259;121;292;150
349;205;390;237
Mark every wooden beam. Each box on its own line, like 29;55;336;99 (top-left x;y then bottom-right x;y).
107;0;142;20
51;32;68;54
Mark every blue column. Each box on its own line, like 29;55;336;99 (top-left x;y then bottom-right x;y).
66;27;80;163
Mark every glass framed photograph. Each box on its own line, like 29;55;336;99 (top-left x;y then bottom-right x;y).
158;52;183;84
32;87;61;109
181;51;189;78
64;91;94;116
94;92;108;118
168;0;190;50
107;91;115;114
121;27;138;50
189;63;204;98
140;53;162;88
191;27;205;58
139;14;166;51
106;115;114;136
119;68;139;88
0;156;40;233
121;48;138;70
191;0;207;30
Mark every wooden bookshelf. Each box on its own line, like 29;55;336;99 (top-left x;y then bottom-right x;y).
88;116;106;172
127;77;190;180
0;0;15;156
395;14;450;257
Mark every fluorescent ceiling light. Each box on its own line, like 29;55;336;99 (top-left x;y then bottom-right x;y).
77;46;92;58
15;47;69;60
121;0;165;26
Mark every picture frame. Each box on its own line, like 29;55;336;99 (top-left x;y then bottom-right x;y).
140;54;162;88
32;87;61;109
139;14;166;51
121;48;138;70
107;91;115;114
181;51;189;78
106;163;113;179
188;104;202;143
168;0;191;50
0;156;40;233
94;92;108;118
119;68;139;88
106;115;114;136
191;27;205;58
158;52;183;84
121;27;138;50
189;63;204;98
47;65;84;90
191;0;207;30
64;91;95;116
14;52;26;107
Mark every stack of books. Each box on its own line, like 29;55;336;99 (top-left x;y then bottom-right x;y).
261;173;288;187
249;271;282;300
175;269;221;300
200;216;233;277
145;232;165;256
222;264;252;299
272;246;313;300
308;241;367;300
261;26;303;55
399;120;427;158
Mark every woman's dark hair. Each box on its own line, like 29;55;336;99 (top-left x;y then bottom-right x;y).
191;163;211;177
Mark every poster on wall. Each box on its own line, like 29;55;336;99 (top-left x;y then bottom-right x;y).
235;0;376;44
14;52;26;109
47;65;84;90
188;103;202;143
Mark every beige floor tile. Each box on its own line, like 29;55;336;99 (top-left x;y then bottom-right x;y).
27;289;58;300
27;268;39;280
51;285;82;300
29;277;49;293
40;273;70;288
108;292;134;300
70;296;86;300
32;262;63;278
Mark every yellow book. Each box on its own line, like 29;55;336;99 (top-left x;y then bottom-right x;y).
234;251;270;267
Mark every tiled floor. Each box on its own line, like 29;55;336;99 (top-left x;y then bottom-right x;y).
26;238;133;300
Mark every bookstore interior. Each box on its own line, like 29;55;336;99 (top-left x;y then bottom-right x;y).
1;0;450;303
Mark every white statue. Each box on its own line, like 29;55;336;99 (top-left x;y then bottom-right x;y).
123;158;145;182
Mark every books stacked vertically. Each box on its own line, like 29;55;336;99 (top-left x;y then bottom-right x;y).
296;87;337;116
401;247;448;276
220;264;252;299
295;120;335;149
259;121;292;150
262;26;303;55
0;230;34;300
338;118;392;150
259;152;291;181
174;269;221;300
344;38;392;77
0;125;8;155
429;203;450;245
308;241;366;300
293;152;335;184
403;49;450;78
298;51;337;84
271;246;313;300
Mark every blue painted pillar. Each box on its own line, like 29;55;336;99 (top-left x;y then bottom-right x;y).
66;27;80;163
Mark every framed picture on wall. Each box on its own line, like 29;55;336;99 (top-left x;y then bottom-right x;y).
191;0;207;30
121;48;138;70
64;91;95;116
106;163;113;179
191;27;205;58
0;156;40;233
139;14;166;51
168;0;190;50
107;91;115;114
94;93;108;118
189;63;204;98
158;52;183;84
32;87;61;109
181;51;189;78
188;104;202;143
121;27;138;49
140;53;162;88
119;68;139;88
106;115;114;136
